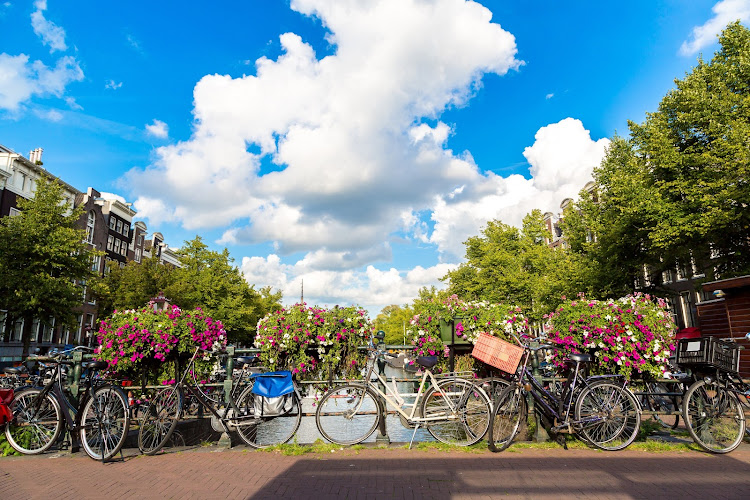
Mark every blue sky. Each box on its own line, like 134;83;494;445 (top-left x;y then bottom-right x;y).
2;0;748;315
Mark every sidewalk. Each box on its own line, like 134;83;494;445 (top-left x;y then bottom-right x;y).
2;443;750;499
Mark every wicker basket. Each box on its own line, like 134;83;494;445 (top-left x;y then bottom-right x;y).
471;332;525;375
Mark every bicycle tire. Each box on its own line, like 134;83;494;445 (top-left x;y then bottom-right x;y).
80;385;131;461
138;385;183;455
487;385;525;452
234;384;302;448
479;377;510;402
683;379;745;454
421;378;491;446
5;388;62;454
315;384;381;445
574;380;640;451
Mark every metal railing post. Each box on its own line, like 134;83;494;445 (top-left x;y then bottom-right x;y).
528;340;549;442
70;350;83;401
374;331;390;445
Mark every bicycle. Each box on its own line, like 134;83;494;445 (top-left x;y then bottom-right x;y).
315;331;492;447
138;348;303;453
4;347;131;461
487;334;641;452
676;334;750;453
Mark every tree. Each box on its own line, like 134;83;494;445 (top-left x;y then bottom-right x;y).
0;177;99;356
96;236;282;345
373;304;414;345
442;210;590;322
570;22;750;292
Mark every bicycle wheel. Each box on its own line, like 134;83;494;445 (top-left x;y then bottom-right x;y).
479;377;510;402
647;382;680;430
315;384;381;445
234;385;302;448
5;388;62;454
80;385;131;461
487;385;525;452
683;379;745;454
138;385;183;455
421;378;491;446
574;380;640;451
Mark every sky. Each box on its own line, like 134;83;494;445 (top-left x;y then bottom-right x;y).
2;0;749;316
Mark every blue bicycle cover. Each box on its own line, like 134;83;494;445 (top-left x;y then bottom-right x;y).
251;371;294;398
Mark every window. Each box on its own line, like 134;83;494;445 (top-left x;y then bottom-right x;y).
123;224;129;237
9;207;21;217
107;235;114;251
75;315;83;343
85;314;94;340
662;269;674;284
81;280;87;302
120;242;127;256
113;239;121;254
676;261;690;281
135;247;142;263
86;211;95;243
42;318;54;343
116;220;123;233
91;255;100;273
138;234;144;246
109;217;116;230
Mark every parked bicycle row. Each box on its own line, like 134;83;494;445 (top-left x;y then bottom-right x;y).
2;331;749;462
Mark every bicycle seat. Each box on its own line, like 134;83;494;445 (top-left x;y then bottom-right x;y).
2;366;27;374
568;353;592;363
236;356;259;367
82;361;109;371
415;356;438;369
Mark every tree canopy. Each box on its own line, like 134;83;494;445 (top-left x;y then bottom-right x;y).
0;177;99;355
442;210;590;322
95;236;282;345
567;21;750;292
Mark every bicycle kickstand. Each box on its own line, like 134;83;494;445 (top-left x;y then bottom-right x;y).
408;423;421;450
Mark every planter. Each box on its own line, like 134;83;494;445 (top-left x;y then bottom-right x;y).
439;317;471;345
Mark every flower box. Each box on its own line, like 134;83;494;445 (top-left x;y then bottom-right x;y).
439;317;471;345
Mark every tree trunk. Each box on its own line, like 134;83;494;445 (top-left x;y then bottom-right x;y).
21;314;34;358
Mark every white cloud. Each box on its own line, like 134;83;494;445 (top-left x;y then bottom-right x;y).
64;96;82;110
428;118;609;258
240;253;456;314
99;192;127;203
0;53;83;112
33;108;63;121
145;119;169;139
545;93;554;99
132;196;177;227
105;80;123;90
31;0;67;53
125;0;522;261
680;0;750;56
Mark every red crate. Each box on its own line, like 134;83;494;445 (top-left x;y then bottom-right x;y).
472;332;525;375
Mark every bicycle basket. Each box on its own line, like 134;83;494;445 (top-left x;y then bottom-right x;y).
675;337;740;373
471;332;524;375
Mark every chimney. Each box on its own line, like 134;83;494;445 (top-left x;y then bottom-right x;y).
28;148;43;164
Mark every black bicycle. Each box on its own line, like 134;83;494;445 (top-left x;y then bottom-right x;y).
138;347;303;454
488;336;641;452
676;334;750;453
4;347;131;461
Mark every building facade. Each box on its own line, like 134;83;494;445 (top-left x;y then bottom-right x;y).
0;144;181;364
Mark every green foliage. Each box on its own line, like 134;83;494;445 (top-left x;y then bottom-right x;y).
95;236;282;345
0;177;99;354
571;22;750;292
373;304;415;345
443;211;591;321
254;304;373;380
94;304;227;383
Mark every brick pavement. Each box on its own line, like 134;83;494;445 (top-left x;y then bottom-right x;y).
2;444;750;500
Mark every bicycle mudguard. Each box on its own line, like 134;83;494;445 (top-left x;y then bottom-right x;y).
0;388;12;424
251;371;294;398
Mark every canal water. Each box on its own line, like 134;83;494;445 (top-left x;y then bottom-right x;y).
293;363;436;444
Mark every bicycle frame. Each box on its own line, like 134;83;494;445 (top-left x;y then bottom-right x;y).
357;350;473;423
512;347;626;431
